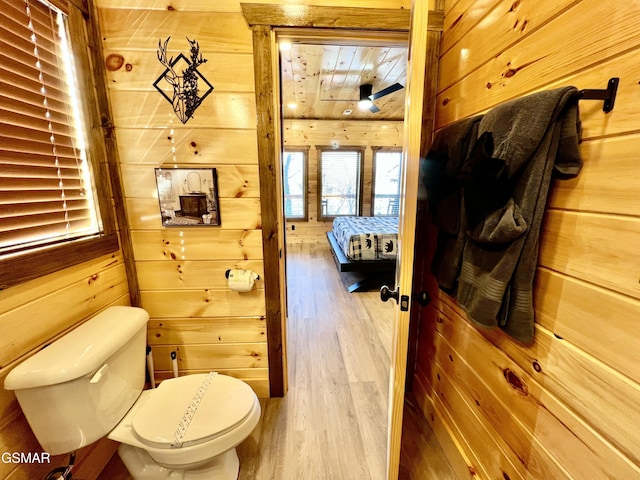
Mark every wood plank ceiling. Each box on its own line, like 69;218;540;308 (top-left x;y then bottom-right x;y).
280;43;408;121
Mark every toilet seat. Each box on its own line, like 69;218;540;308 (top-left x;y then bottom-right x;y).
131;373;256;449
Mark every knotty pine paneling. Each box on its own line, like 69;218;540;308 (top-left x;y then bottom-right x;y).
151;344;268;370
96;0;412;11
140;289;265;318
126;198;262;230
534;268;640;384
440;0;499;55
0;263;130;368
130;229;264;261
412;1;640;478
105;52;255;92
99;10;253;53
109;91;257;129
97;1;273;393
114;128;259;166
547;134;640;216
148;316;266;344
539;210;640;300
437;1;640;131
137;260;264;290
439;0;572;91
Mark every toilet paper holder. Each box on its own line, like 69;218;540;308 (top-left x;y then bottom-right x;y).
225;269;260;280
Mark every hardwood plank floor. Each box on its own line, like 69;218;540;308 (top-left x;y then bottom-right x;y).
98;241;456;479
238;242;394;479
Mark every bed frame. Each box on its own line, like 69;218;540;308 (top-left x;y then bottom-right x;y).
326;231;396;292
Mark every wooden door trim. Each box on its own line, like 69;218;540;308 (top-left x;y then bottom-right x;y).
241;2;417;400
249;23;286;397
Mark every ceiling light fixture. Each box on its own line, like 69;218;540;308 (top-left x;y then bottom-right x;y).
358;99;374;111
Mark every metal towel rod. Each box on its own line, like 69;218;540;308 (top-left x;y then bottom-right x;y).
578;77;619;113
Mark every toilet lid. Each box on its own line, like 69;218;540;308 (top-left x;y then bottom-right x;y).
131;373;256;448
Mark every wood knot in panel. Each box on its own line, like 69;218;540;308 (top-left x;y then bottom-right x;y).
503;368;528;395
105;54;124;71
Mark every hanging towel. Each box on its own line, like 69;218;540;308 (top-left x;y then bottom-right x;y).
456;86;582;344
421;115;482;292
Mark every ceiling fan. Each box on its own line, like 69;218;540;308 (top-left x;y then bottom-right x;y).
321;82;404;113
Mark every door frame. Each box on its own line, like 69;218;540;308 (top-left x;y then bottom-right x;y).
241;3;442;477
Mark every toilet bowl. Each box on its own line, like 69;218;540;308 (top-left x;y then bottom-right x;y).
3;306;260;480
109;373;261;479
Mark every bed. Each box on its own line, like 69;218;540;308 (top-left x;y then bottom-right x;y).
326;216;398;292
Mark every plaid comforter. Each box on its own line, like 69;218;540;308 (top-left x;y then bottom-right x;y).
332;216;399;261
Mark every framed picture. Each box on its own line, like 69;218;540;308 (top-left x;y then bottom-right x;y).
154;168;220;226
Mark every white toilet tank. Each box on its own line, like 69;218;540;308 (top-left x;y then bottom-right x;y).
4;306;149;455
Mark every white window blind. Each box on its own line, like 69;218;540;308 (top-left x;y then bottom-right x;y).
0;0;100;255
373;150;402;216
319;149;362;218
283;150;306;219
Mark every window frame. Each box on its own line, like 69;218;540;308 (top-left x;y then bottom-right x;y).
0;0;119;290
371;147;403;217
282;147;309;221
316;146;365;222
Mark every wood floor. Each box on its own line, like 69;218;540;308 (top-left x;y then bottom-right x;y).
98;242;456;479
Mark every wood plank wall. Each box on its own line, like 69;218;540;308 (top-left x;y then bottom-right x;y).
96;2;270;396
0;254;130;479
411;1;640;479
94;0;411;397
283;119;403;243
0;2;131;477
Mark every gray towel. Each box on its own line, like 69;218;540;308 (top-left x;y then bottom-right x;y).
456;86;582;344
421;116;482;292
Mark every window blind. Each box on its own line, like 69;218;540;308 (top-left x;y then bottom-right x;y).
372;150;402;216
283;150;306;219
0;0;99;255
319;149;362;217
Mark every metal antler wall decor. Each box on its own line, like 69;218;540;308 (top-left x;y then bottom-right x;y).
153;37;214;124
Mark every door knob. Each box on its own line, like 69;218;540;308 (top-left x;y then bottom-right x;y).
413;290;431;306
380;285;399;303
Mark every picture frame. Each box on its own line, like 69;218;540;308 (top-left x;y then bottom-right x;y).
154;168;220;226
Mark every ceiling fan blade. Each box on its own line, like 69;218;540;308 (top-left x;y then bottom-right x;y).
369;103;380;113
370;82;404;100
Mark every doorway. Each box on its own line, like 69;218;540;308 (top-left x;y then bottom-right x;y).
241;3;440;478
278;36;408;479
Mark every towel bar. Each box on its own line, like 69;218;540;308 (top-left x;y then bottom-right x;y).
578;77;619;113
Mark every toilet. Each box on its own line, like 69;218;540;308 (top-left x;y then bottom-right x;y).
4;306;260;480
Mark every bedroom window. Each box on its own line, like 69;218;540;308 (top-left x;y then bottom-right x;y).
0;0;118;289
282;148;308;220
317;147;364;221
372;149;402;216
